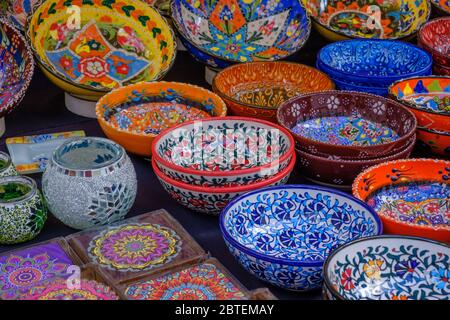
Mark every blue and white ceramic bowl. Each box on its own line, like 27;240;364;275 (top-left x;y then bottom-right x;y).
220;185;382;291
171;0;311;69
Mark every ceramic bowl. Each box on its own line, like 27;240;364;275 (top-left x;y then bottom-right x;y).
296;137;415;190
331;77;388;96
388;76;450;132
0;18;34;126
434;63;450;76
431;0;450;15
152;117;295;187
171;0;311;69
324;235;450;300
415;128;450;156
96;82;227;157
212;62;334;123
277;91;417;158
317;40;433;87
220;185;382;291
303;0;430;41
152;155;295;214
2;0;43;31
418;17;450;68
353;159;450;243
27;0;176;102
0;151;18;177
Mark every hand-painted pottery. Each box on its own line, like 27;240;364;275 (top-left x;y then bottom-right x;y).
353;159;450;243
220;185;382;291
431;0;450;15
303;0;430;41
153;155;295;214
0;151;18;177
296;138;414;189
317;40;432;87
0;241;75;300
330;77;388;96
96;82;227;157
388;76;450;132
42;137;137;230
125;260;248;300
27;0;176;102
277;91;417;158
171;0;311;69
22;279;119;300
212;62;334;123
434;63;450;76
0;175;47;244
2;0;43;31
324;236;450;300
416;127;450;156
418;17;450;68
152;117;295;187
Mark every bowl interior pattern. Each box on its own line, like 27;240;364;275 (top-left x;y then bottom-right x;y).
3;0;43;30
303;0;430;39
325;236;450;300
419;17;450;66
28;0;176;91
222;186;381;263
171;0;310;63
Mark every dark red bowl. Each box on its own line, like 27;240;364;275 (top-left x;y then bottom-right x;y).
418;17;450;68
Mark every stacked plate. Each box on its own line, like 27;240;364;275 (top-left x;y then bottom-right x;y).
317;40;433;96
277;91;417;189
151;117;296;214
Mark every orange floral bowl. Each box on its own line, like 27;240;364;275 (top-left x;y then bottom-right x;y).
26;0;177;102
212;62;334;123
353;159;450;243
431;0;450;15
96;82;227;157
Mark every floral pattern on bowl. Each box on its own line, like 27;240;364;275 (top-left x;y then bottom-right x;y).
418;17;450;68
324;236;450;300
2;0;43;31
220;185;382;290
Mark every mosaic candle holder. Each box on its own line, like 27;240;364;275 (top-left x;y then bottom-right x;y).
42;137;137;230
0;175;47;244
0;151;18;177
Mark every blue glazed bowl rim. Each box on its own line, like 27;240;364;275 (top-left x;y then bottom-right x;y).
322;235;450;300
219;184;383;267
317;39;433;81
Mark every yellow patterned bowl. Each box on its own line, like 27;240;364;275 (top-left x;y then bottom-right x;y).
303;0;430;41
26;0;176;102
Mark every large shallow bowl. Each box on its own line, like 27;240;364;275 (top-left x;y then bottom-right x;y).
212;62;334;123
416;128;450;156
277;91;417;158
303;0;430;41
388;76;450;132
324;236;450;300
152;155;295;214
27;0;176;102
152;117;295;187
96;82;227;157
317;40;432;87
431;0;450;15
2;0;43;31
353;159;450;243
418;17;450;68
171;0;311;69
220;185;382;291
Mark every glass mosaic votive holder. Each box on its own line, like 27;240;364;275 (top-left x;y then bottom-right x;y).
0;151;18;177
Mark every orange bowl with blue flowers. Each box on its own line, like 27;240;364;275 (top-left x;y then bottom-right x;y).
26;0;176;102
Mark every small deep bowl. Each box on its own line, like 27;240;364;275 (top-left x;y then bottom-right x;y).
96;82;227;157
27;0;176;101
152;155;295;214
152;117;295;187
303;0;430;41
317;40;432;86
353;158;450;243
212;62;334;123
277;91;417;158
171;0;311;69
415;128;450;156
418;17;450;68
0;18;34;118
324;235;450;300
220;185;382;291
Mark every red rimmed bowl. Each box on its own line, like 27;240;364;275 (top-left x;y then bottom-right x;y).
418;17;450;68
277;91;417;158
152;154;295;214
416;127;450;156
296;137;415;190
353;159;450;243
212;62;334;123
152;117;295;187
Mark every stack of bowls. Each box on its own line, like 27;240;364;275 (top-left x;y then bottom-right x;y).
418;17;450;76
151;117;296;214
317;40;433;96
389;76;450;156
277;91;417;189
